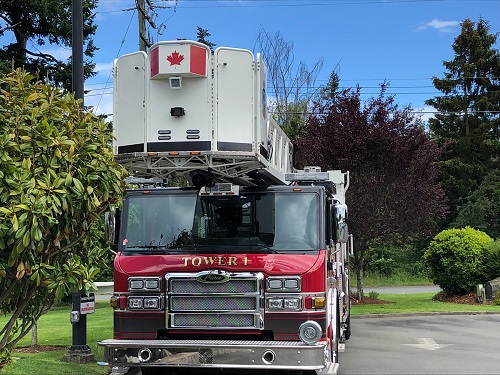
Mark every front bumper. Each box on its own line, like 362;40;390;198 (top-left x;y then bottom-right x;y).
98;339;330;371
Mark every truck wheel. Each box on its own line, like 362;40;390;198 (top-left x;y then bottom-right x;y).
345;313;351;340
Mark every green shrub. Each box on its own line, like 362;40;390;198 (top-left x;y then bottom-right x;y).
364;245;427;277
424;227;493;295
368;291;380;299
483;240;500;281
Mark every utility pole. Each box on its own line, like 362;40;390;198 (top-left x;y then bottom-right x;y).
63;0;95;364
72;0;84;105
137;0;156;51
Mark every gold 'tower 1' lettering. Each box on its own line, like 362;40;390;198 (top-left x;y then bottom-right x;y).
181;256;248;267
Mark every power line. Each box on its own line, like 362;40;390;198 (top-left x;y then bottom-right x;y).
96;0;498;14
147;0;500;9
93;8;137;113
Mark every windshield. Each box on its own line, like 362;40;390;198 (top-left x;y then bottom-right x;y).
122;190;320;252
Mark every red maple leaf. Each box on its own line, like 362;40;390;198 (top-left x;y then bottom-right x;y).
167;50;184;66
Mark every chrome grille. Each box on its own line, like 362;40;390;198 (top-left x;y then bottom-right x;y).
166;271;264;330
172;313;256;327
171;296;257;311
170;279;257;293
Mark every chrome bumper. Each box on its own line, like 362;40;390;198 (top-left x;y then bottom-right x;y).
98;339;331;371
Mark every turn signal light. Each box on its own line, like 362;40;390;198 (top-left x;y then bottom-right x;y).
313;297;326;308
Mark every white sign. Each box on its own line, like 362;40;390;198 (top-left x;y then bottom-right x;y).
80;294;95;315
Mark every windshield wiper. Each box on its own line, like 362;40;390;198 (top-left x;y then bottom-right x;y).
124;245;174;254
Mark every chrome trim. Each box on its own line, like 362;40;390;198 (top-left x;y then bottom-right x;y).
266;295;303;311
127;295;165;310
98;339;327;370
299;320;323;345
195;270;231;283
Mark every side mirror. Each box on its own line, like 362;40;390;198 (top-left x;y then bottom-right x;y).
105;206;120;252
334;203;349;243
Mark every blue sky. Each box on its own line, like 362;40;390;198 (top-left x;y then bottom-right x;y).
30;1;500;120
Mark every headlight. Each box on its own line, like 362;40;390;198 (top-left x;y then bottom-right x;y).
267;276;301;292
143;297;160;309
145;279;160;289
128;296;162;310
128;277;161;292
267;296;302;310
267;298;284;309
129;297;144;309
268;279;283;290
298;321;322;345
129;279;144;289
284;297;301;310
284;278;299;289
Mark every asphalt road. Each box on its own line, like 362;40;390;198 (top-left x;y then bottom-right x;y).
339;313;500;374
108;286;500;375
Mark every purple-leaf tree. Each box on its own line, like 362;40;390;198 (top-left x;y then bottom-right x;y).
297;85;448;299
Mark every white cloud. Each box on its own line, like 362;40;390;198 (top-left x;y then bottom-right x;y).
416;18;460;33
95;0;133;20
413;105;437;124
38;47;72;60
85;80;113;117
94;62;114;76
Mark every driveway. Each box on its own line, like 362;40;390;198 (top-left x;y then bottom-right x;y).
339;313;500;374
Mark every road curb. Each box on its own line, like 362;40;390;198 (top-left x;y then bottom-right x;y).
352;310;500;319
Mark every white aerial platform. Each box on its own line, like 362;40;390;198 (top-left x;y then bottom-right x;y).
113;40;293;185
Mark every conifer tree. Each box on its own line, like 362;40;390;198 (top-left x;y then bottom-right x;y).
425;18;500;221
0;0;98;90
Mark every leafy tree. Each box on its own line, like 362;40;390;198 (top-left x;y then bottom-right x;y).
451;169;500;239
281;100;308;142
424;227;493;295
297;85;447;299
196;26;216;52
0;68;127;360
0;0;98;91
255;29;323;138
425;18;500;223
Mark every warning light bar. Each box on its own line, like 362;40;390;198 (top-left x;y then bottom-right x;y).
199;183;240;196
125;177;164;185
285;171;329;182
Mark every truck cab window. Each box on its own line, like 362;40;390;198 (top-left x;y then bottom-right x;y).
122;191;319;251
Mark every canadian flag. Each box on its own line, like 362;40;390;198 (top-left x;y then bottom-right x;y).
150;43;207;79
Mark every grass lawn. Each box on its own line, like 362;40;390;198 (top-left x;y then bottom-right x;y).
351;293;500;315
1;290;499;375
1;301;112;375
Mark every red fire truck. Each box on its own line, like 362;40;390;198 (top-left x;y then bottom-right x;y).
98;41;352;375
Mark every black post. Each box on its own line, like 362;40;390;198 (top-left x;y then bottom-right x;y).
72;0;84;105
63;0;94;363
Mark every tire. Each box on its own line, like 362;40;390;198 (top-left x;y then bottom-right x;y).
344;312;351;340
344;291;351;341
